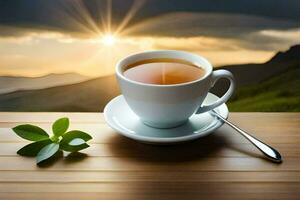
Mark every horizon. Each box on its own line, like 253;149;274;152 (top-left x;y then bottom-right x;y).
0;48;287;78
0;0;300;77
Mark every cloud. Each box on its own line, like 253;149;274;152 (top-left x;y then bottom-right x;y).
238;28;300;51
0;26;29;38
1;0;300;28
259;28;300;41
1;0;300;39
125;12;300;51
2;11;299;48
0;0;136;39
132;36;274;66
130;36;242;51
127;12;298;37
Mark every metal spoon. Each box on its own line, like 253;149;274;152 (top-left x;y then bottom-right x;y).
211;110;282;163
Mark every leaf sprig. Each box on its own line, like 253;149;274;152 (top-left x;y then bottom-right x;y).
12;117;92;165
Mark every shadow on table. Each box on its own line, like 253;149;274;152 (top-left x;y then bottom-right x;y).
108;133;235;163
38;151;88;168
106;128;263;162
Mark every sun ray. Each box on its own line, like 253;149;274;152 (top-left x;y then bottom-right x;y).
56;0;103;37
54;0;147;40
115;0;146;35
74;0;102;36
107;0;112;33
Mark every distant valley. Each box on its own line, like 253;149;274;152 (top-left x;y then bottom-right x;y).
0;45;299;112
0;73;90;94
0;75;118;112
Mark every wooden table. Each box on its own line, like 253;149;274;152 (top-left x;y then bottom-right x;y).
0;112;299;199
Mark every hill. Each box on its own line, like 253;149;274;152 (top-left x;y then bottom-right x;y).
212;45;300;96
0;75;119;112
0;73;90;94
223;45;300;111
268;45;300;63
228;66;300;111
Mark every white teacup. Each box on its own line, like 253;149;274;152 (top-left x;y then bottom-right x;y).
116;50;235;128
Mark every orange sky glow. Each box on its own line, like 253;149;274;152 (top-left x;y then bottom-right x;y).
0;32;277;77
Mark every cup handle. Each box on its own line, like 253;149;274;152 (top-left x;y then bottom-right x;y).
196;69;235;114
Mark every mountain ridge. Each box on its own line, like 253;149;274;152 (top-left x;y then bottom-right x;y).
0;72;91;94
0;72;88;79
0;75;119;111
268;45;300;63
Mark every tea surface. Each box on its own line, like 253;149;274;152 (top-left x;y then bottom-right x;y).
123;58;205;85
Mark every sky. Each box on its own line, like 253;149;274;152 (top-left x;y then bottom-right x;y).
0;0;299;77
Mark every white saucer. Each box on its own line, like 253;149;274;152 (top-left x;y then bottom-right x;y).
104;93;228;144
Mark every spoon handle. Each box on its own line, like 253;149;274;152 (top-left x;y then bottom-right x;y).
212;110;282;163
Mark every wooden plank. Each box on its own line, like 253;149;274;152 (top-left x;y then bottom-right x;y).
0;171;299;183
0;112;298;126
0;125;117;143
0;143;299;158
0;191;299;200
1;124;299;144
0;183;298;198
0;157;298;171
0;112;104;123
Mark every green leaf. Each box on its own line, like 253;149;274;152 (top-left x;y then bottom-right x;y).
69;138;86;146
65;138;89;152
62;141;89;152
12;124;49;141
62;130;92;141
17;139;52;157
60;130;92;152
52;117;69;137
36;143;59;164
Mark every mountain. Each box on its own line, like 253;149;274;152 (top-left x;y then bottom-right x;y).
0;73;90;94
225;45;300;111
211;45;300;96
227;66;300;111
0;75;119;112
268;45;300;63
0;45;299;112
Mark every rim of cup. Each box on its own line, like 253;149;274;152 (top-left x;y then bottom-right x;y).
116;50;213;87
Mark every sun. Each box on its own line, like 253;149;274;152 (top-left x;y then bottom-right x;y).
102;34;117;46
